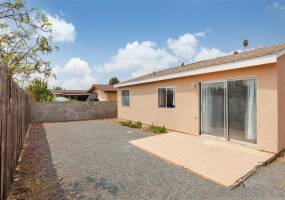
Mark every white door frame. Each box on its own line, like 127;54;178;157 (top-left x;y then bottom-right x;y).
200;77;257;143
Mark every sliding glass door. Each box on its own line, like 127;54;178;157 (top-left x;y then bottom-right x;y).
201;78;257;144
228;79;257;143
201;82;226;138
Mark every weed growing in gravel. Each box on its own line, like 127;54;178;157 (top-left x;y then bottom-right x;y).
146;124;167;134
119;121;142;129
119;121;166;134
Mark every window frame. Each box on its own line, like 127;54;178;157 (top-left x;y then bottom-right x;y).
121;89;130;106
157;86;176;108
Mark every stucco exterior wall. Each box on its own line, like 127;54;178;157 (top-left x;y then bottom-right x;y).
118;63;279;153
106;92;117;101
277;54;285;152
89;88;117;102
97;89;108;101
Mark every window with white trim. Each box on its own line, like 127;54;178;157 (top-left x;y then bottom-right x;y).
121;90;130;106
158;87;175;108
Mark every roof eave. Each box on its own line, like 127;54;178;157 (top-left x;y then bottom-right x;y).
87;85;95;93
115;54;277;88
59;92;89;95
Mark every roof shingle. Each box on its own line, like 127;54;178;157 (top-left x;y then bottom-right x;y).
121;43;285;84
88;84;117;92
51;90;89;95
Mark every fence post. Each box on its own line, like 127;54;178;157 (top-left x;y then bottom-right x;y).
0;66;31;200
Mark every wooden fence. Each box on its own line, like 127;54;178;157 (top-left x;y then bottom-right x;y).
0;67;31;200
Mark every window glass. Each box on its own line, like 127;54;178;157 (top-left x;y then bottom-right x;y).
158;87;175;108
167;88;175;108
158;88;166;107
122;90;130;106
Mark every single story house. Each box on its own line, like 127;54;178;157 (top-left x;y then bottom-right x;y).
115;43;285;153
87;84;117;101
51;89;90;101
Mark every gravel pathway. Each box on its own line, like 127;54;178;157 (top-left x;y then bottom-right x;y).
43;120;285;200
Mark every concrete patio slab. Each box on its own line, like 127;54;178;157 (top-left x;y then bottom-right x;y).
130;132;275;187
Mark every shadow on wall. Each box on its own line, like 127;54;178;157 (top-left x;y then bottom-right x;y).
7;124;66;200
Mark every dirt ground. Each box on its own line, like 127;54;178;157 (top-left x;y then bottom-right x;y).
7;124;64;200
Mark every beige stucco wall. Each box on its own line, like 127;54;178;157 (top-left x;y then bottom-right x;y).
118;63;279;153
277;54;285;152
106;92;117;101
90;88;117;102
97;89;108;101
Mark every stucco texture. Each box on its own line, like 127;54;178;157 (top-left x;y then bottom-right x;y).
277;54;285;152
118;63;280;153
90;88;117;102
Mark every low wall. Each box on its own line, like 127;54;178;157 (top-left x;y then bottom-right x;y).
31;101;117;123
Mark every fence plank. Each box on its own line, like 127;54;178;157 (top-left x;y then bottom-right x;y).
0;66;31;200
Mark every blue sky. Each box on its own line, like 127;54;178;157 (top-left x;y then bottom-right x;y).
26;0;285;89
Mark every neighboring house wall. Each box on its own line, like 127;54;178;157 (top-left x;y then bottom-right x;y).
118;63;279;153
277;54;285;152
106;92;117;101
90;88;117;101
97;88;108;101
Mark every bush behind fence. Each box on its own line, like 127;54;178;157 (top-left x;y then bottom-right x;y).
0;67;31;200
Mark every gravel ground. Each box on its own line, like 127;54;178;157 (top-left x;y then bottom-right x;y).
10;120;285;200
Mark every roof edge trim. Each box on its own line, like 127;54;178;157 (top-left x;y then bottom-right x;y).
115;54;277;88
277;48;285;58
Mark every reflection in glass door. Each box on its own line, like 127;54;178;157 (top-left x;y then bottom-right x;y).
201;78;257;144
201;82;226;138
228;79;257;143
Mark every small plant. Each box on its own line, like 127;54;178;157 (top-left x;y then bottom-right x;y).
147;124;167;134
119;121;130;126
136;121;142;129
119;121;142;129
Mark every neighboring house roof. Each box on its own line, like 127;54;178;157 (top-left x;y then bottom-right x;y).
51;90;89;95
87;84;117;92
115;43;285;87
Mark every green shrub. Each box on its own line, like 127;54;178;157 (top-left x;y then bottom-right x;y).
136;121;142;129
119;121;130;126
119;121;142;129
147;124;167;134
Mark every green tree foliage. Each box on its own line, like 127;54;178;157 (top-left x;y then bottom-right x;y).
26;78;53;102
243;39;249;49
109;77;120;85
0;0;57;82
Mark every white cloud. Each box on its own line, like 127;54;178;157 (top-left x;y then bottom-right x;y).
47;14;76;42
49;32;229;87
95;32;227;79
97;40;178;73
269;2;285;11
194;32;206;37
62;57;91;75
49;57;97;89
167;33;199;62
193;47;227;62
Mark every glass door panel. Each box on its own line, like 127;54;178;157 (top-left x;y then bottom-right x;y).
201;82;226;138
228;79;257;143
